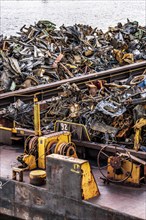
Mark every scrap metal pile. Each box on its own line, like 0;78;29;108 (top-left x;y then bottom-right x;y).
0;20;146;92
0;73;146;151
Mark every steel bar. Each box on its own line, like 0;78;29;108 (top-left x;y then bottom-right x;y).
0;61;145;108
74;140;146;160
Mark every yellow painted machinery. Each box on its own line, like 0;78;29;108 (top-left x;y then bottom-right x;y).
107;157;140;185
38;131;77;169
97;146;146;185
17;131;78;170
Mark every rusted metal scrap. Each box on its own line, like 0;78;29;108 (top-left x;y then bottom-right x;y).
0;19;146;92
0;72;146;151
0;99;34;128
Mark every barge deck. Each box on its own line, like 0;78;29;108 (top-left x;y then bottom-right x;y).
0;144;145;220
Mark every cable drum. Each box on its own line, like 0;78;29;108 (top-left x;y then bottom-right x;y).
45;140;77;157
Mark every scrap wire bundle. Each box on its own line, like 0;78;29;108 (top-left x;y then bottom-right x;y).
0;19;146;92
1;73;146;151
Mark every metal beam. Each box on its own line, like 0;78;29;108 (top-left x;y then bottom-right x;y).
74;140;146;160
0;61;145;108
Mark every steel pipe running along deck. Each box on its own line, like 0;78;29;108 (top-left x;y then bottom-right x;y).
0;61;146;108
